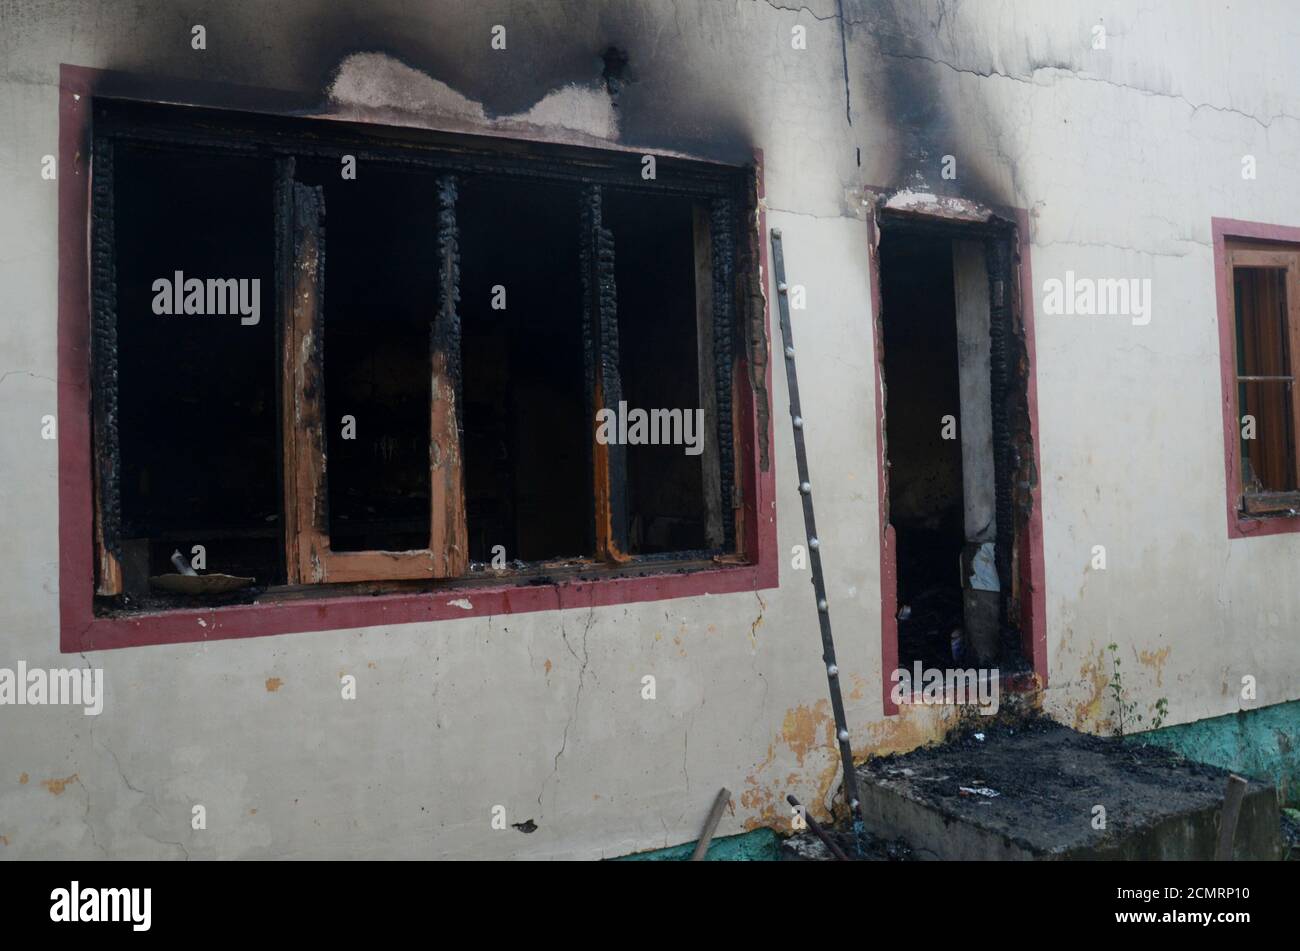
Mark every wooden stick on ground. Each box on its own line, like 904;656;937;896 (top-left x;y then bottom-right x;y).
691;788;731;861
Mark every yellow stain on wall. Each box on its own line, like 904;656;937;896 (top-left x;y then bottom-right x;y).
41;774;79;796
1138;646;1171;688
1072;649;1111;733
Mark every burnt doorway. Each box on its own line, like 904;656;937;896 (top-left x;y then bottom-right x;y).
878;216;1028;674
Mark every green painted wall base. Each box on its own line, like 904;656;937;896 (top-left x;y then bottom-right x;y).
612;828;781;861
1132;700;1300;806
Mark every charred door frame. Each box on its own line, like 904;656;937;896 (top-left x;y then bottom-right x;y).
56;64;778;653
867;197;1047;714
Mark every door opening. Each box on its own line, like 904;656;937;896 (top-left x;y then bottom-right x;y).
878;218;1030;676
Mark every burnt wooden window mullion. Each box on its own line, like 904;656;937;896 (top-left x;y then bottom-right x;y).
581;183;630;561
710;196;737;551
280;174;328;582
91;135;123;596
273;156;297;584
430;174;469;576
279;165;468;582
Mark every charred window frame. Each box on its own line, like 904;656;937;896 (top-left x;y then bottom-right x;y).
89;99;752;612
1226;240;1300;517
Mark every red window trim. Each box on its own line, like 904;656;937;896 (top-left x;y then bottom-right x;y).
1213;216;1300;539
866;202;1048;714
57;64;778;653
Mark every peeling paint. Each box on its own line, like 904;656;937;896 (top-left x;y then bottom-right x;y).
41;774;79;796
883;189;994;222
740;701;837;829
1138;647;1171;688
849;674;865;701
327;52;618;141
265;677;284;692
782;700;836;766
862;703;947;757
1073;649;1111;733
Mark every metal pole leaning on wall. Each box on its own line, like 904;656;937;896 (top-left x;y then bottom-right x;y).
769;227;865;847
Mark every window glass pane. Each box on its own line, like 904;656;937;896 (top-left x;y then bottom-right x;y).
1235;266;1295;492
606;189;710;554
299;163;436;552
458;177;591;563
114;145;279;591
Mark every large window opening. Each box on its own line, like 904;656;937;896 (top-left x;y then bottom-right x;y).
90;100;751;614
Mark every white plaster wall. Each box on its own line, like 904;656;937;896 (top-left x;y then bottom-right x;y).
0;0;1296;859
856;0;1300;732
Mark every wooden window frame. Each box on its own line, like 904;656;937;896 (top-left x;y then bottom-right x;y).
277;168;467;585
1214;218;1300;537
92;110;737;590
57;65;778;653
1227;247;1300;513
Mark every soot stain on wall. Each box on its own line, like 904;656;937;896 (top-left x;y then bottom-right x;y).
85;0;758;165
848;0;1018;211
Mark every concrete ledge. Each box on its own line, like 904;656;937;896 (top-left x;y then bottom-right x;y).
856;720;1282;860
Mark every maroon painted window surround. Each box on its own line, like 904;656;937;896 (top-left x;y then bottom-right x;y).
58;65;777;652
1213;217;1300;538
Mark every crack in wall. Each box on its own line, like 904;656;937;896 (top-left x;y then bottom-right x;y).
835;0;852;125
682;712;693;791
1035;238;1195;259
78;644;190;860
539;605;596;808
879;50;1300;131
91;721;191;859
0;369;55;387
74;776;109;859
749;590;766;650
754;1;839;22
765;206;859;221
750;0;851;124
